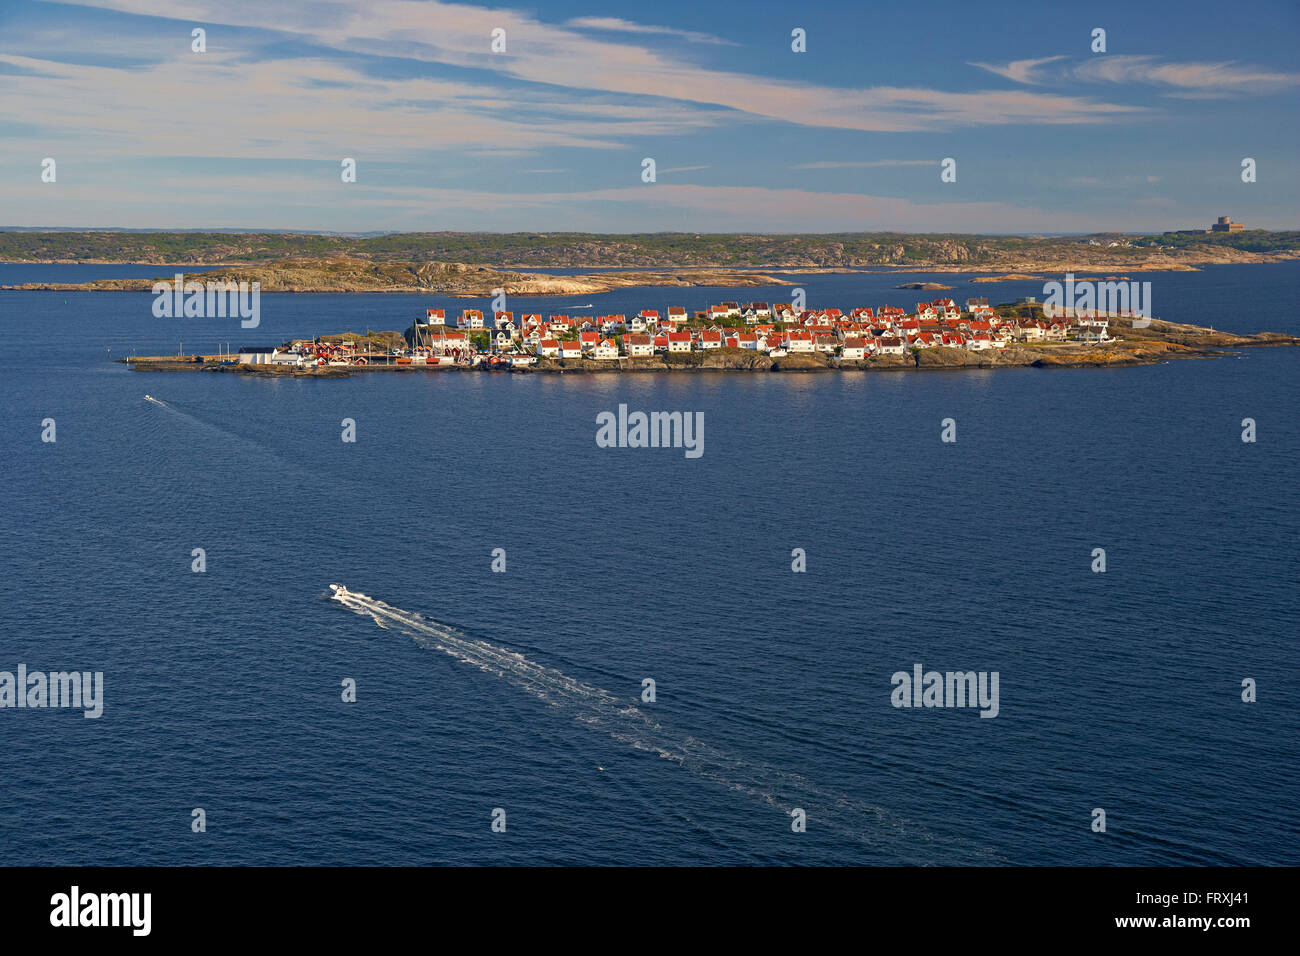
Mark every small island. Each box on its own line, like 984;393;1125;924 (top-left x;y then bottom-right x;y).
122;297;1300;377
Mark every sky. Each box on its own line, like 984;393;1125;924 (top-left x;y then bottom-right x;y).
1;0;1297;233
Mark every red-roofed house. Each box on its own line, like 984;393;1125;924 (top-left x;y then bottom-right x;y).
787;329;814;353
625;334;654;357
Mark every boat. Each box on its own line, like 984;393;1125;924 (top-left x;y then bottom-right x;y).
329;584;349;598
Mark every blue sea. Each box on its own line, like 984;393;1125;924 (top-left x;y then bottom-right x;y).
2;262;1297;866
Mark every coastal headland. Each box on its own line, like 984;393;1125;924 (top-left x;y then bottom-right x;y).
5;229;1299;294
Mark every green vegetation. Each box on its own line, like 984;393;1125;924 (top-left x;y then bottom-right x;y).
1136;229;1300;253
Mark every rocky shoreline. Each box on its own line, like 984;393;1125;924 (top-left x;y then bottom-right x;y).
7;244;1299;296
4;258;782;296
124;331;1298;379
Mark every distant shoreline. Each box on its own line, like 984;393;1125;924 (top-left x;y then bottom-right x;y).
6;257;1297;297
2;229;1296;287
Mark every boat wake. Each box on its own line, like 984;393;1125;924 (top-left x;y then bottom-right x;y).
143;394;169;408
328;585;1000;863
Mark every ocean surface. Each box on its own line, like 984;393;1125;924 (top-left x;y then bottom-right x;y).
2;262;1297;866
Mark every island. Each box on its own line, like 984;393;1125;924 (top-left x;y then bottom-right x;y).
121;297;1299;377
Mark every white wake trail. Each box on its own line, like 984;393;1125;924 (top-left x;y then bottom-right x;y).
330;587;1000;864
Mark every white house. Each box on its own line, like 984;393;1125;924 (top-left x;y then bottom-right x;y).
237;346;276;364
625;334;654;357
592;338;620;360
1075;326;1112;345
787;330;814;353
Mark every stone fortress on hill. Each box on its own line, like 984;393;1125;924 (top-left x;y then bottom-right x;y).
1169;216;1246;236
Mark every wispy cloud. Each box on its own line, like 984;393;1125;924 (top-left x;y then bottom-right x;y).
49;0;1143;133
566;16;735;46
0;171;1151;232
971;54;1300;96
968;56;1066;85
1073;55;1300;95
0;49;723;159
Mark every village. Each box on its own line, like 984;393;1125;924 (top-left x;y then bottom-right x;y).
241;297;1127;368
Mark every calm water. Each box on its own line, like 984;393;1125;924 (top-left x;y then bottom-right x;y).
1;263;1297;865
